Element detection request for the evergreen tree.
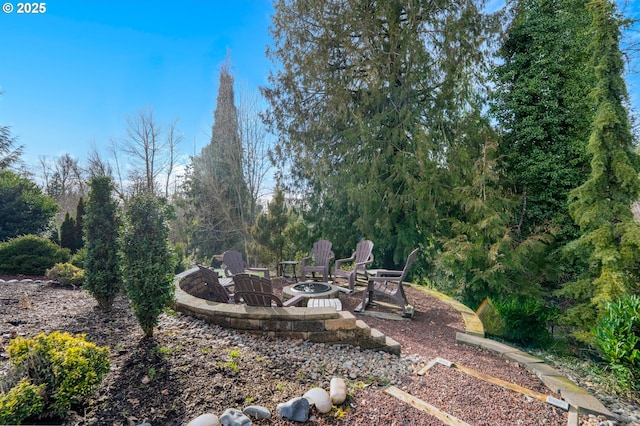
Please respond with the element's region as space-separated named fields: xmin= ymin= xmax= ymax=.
xmin=491 ymin=0 xmax=593 ymax=244
xmin=0 ymin=126 xmax=24 ymax=171
xmin=263 ymin=0 xmax=499 ymax=267
xmin=188 ymin=61 xmax=249 ymax=259
xmin=121 ymin=193 xmax=175 ymax=337
xmin=74 ymin=197 xmax=85 ymax=252
xmin=560 ymin=0 xmax=640 ymax=335
xmin=0 ymin=92 xmax=24 ymax=171
xmin=434 ymin=132 xmax=556 ymax=309
xmin=59 ymin=212 xmax=77 ymax=252
xmin=84 ymin=176 xmax=121 ymax=310
xmin=251 ymin=184 xmax=289 ymax=266
xmin=0 ymin=170 xmax=58 ymax=241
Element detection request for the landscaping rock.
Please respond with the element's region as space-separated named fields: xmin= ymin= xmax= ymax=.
xmin=330 ymin=377 xmax=347 ymax=404
xmin=219 ymin=408 xmax=252 ymax=426
xmin=277 ymin=397 xmax=310 ymax=422
xmin=303 ymin=387 xmax=332 ymax=413
xmin=186 ymin=413 xmax=220 ymax=426
xmin=243 ymin=405 xmax=271 ymax=419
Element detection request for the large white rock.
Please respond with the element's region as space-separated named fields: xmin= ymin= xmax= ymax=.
xmin=303 ymin=387 xmax=332 ymax=414
xmin=186 ymin=413 xmax=220 ymax=426
xmin=330 ymin=377 xmax=347 ymax=405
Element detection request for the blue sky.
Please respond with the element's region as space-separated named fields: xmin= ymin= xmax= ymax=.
xmin=1 ymin=0 xmax=639 ymax=170
xmin=0 ymin=0 xmax=274 ymax=166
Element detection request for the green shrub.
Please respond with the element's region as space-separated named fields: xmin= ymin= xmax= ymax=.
xmin=0 ymin=169 xmax=58 ymax=242
xmin=595 ymin=295 xmax=640 ymax=393
xmin=45 ymin=263 xmax=84 ymax=288
xmin=70 ymin=247 xmax=86 ymax=268
xmin=172 ymin=242 xmax=187 ymax=274
xmin=121 ymin=194 xmax=175 ymax=337
xmin=0 ymin=235 xmax=70 ymax=275
xmin=493 ymin=296 xmax=557 ymax=347
xmin=5 ymin=331 xmax=110 ymax=418
xmin=0 ymin=378 xmax=45 ymax=425
xmin=84 ymin=176 xmax=121 ymax=310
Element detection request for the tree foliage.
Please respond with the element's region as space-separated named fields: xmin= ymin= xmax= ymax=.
xmin=263 ymin=0 xmax=499 ymax=267
xmin=491 ymin=0 xmax=593 ymax=243
xmin=120 ymin=193 xmax=175 ymax=337
xmin=0 ymin=125 xmax=24 ymax=171
xmin=84 ymin=176 xmax=121 ymax=311
xmin=74 ymin=196 xmax=85 ymax=252
xmin=559 ymin=0 xmax=640 ymax=334
xmin=188 ymin=62 xmax=250 ymax=259
xmin=0 ymin=170 xmax=58 ymax=242
xmin=251 ymin=184 xmax=289 ymax=266
xmin=434 ymin=136 xmax=556 ymax=309
xmin=59 ymin=212 xmax=77 ymax=253
xmin=0 ymin=235 xmax=69 ymax=275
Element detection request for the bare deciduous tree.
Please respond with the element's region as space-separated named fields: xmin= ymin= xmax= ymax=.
xmin=238 ymin=89 xmax=273 ymax=225
xmin=122 ymin=107 xmax=163 ymax=195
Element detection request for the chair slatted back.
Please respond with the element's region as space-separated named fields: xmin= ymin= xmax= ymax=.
xmin=311 ymin=240 xmax=334 ymax=266
xmin=232 ymin=273 xmax=283 ymax=307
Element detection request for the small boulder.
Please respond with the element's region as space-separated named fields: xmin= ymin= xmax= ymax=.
xmin=243 ymin=405 xmax=271 ymax=419
xmin=303 ymin=387 xmax=332 ymax=414
xmin=277 ymin=397 xmax=310 ymax=422
xmin=186 ymin=413 xmax=220 ymax=426
xmin=219 ymin=408 xmax=252 ymax=426
xmin=330 ymin=377 xmax=347 ymax=404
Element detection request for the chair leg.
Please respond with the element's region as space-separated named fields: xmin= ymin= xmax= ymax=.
xmin=354 ymin=286 xmax=370 ymax=312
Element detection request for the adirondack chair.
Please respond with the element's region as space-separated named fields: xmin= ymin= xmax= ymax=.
xmin=195 ymin=265 xmax=234 ymax=303
xmin=222 ymin=250 xmax=271 ymax=280
xmin=333 ymin=240 xmax=374 ymax=293
xmin=299 ymin=240 xmax=335 ymax=282
xmin=355 ymin=248 xmax=419 ymax=318
xmin=232 ymin=273 xmax=302 ymax=307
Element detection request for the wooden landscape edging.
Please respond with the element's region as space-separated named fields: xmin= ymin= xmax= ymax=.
xmin=418 ymin=357 xmax=569 ymax=411
xmin=384 ymin=386 xmax=472 ymax=426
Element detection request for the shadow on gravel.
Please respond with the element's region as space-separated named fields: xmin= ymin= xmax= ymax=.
xmin=83 ymin=337 xmax=187 ymax=426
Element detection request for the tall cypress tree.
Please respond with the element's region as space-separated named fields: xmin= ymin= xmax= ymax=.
xmin=560 ymin=0 xmax=640 ymax=335
xmin=121 ymin=193 xmax=175 ymax=337
xmin=188 ymin=61 xmax=249 ymax=259
xmin=84 ymin=176 xmax=121 ymax=310
xmin=59 ymin=212 xmax=77 ymax=252
xmin=73 ymin=197 xmax=85 ymax=253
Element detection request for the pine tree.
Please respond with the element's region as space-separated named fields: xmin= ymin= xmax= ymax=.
xmin=560 ymin=0 xmax=640 ymax=335
xmin=84 ymin=176 xmax=121 ymax=310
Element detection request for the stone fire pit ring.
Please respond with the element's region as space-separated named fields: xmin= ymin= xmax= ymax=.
xmin=282 ymin=281 xmax=340 ymax=302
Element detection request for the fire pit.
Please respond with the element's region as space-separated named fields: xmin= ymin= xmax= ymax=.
xmin=290 ymin=282 xmax=331 ymax=293
xmin=282 ymin=281 xmax=340 ymax=303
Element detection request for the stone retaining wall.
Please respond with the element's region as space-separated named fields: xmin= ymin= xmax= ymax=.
xmin=173 ymin=268 xmax=400 ymax=354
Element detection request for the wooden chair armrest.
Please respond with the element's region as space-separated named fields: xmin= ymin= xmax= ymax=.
xmin=247 ymin=267 xmax=270 ymax=280
xmin=283 ymin=295 xmax=305 ymax=307
xmin=334 ymin=255 xmax=356 ymax=268
xmin=369 ymin=269 xmax=403 ymax=277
